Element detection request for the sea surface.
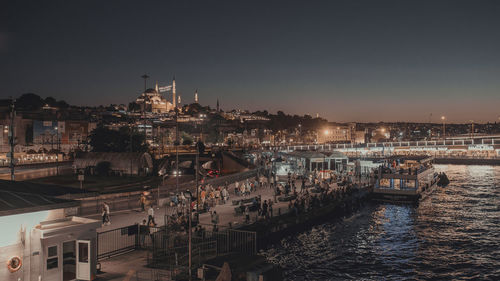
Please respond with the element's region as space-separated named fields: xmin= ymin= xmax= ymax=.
xmin=262 ymin=165 xmax=500 ymax=280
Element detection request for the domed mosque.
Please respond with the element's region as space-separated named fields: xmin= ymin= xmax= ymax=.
xmin=135 ymin=81 xmax=175 ymax=113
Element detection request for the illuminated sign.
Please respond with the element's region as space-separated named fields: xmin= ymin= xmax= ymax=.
xmin=468 ymin=145 xmax=494 ymax=151
xmin=158 ymin=85 xmax=172 ymax=92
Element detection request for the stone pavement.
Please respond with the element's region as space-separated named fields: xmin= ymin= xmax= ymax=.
xmin=96 ymin=250 xmax=149 ymax=281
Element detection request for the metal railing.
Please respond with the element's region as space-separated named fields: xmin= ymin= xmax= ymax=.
xmin=269 ymin=138 xmax=500 ymax=152
xmin=147 ymin=228 xmax=257 ymax=270
xmin=97 ymin=224 xmax=138 ymax=260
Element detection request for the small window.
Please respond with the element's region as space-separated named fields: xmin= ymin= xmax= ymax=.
xmin=78 ymin=242 xmax=89 ymax=263
xmin=47 ymin=245 xmax=58 ymax=270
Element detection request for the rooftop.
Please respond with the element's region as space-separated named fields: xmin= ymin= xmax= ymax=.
xmin=0 ymin=189 xmax=78 ymax=217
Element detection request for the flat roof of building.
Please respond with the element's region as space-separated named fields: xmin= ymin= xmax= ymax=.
xmin=0 ymin=179 xmax=87 ymax=197
xmin=0 ymin=189 xmax=78 ymax=217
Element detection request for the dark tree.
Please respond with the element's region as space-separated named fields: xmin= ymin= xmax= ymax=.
xmin=15 ymin=93 xmax=45 ymax=110
xmin=89 ymin=126 xmax=148 ymax=152
xmin=25 ymin=124 xmax=33 ymax=144
xmin=128 ymin=102 xmax=140 ymax=112
xmin=44 ymin=97 xmax=57 ymax=106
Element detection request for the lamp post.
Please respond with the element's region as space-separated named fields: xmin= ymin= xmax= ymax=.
xmin=469 ymin=120 xmax=474 ymax=140
xmin=195 ymin=114 xmax=206 ymax=214
xmin=55 ymin=126 xmax=59 ymax=176
xmin=9 ymin=99 xmax=15 ymax=181
xmin=298 ymin=124 xmax=302 ymax=144
xmin=441 ymin=116 xmax=446 ymax=141
xmin=175 ymin=108 xmax=179 ymax=195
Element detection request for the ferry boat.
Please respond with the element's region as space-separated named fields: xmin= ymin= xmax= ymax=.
xmin=371 ymin=157 xmax=440 ymax=203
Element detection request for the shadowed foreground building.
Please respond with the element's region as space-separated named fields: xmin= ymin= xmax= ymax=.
xmin=0 ymin=180 xmax=100 ymax=281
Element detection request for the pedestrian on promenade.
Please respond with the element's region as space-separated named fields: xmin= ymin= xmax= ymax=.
xmin=244 ymin=206 xmax=250 ymax=223
xmin=211 ymin=210 xmax=219 ymax=232
xmin=147 ymin=206 xmax=156 ymax=226
xmin=140 ymin=193 xmax=147 ymax=212
xmin=262 ymin=200 xmax=269 ymax=220
xmin=222 ymin=187 xmax=229 ymax=204
xmin=101 ymin=202 xmax=110 ymax=226
xmin=139 ymin=219 xmax=148 ymax=248
xmin=235 ymin=181 xmax=240 ymax=196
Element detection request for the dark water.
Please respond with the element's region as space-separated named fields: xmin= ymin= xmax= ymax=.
xmin=262 ymin=165 xmax=500 ymax=280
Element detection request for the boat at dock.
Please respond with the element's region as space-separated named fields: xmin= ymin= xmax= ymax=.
xmin=371 ymin=157 xmax=443 ymax=203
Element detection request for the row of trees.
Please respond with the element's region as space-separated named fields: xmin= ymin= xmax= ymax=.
xmin=88 ymin=126 xmax=197 ymax=153
xmin=253 ymin=110 xmax=328 ymax=131
xmin=14 ymin=93 xmax=69 ymax=110
xmin=88 ymin=126 xmax=148 ymax=153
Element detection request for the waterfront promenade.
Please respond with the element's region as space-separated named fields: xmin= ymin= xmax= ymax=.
xmin=90 ymin=176 xmax=331 ymax=232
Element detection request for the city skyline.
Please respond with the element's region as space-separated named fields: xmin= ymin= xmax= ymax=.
xmin=2 ymin=0 xmax=500 ymax=123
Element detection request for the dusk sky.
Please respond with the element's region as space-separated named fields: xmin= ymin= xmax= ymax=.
xmin=1 ymin=0 xmax=499 ymax=123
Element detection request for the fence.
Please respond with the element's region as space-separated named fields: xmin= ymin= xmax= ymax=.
xmin=97 ymin=224 xmax=169 ymax=261
xmin=148 ymin=228 xmax=257 ymax=270
xmin=97 ymin=224 xmax=139 ymax=260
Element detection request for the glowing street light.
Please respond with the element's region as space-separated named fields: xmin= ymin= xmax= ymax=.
xmin=441 ymin=116 xmax=446 ymax=140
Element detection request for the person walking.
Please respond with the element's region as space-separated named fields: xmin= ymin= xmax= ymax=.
xmin=211 ymin=210 xmax=219 ymax=232
xmin=222 ymin=187 xmax=229 ymax=204
xmin=244 ymin=205 xmax=250 ymax=223
xmin=147 ymin=206 xmax=156 ymax=226
xmin=234 ymin=181 xmax=240 ymax=196
xmin=102 ymin=202 xmax=110 ymax=226
xmin=139 ymin=219 xmax=148 ymax=248
xmin=262 ymin=200 xmax=269 ymax=220
xmin=140 ymin=193 xmax=147 ymax=212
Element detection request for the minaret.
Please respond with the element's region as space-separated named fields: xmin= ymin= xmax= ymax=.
xmin=194 ymin=89 xmax=199 ymax=103
xmin=155 ymin=81 xmax=159 ymax=93
xmin=216 ymin=98 xmax=220 ymax=112
xmin=172 ymin=76 xmax=176 ymax=108
xmin=178 ymin=95 xmax=181 ymax=108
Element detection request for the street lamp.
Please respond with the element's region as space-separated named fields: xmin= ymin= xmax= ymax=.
xmin=55 ymin=126 xmax=59 ymax=176
xmin=441 ymin=116 xmax=446 ymax=141
xmin=469 ymin=120 xmax=474 ymax=139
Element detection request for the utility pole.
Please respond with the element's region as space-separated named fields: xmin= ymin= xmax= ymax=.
xmin=195 ymin=142 xmax=199 ymax=212
xmin=175 ymin=108 xmax=179 ymax=194
xmin=188 ymin=194 xmax=192 ymax=281
xmin=470 ymin=120 xmax=474 ymax=140
xmin=55 ymin=126 xmax=59 ymax=176
xmin=9 ymin=99 xmax=16 ymax=181
xmin=441 ymin=116 xmax=446 ymax=141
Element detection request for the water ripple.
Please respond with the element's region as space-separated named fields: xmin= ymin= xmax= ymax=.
xmin=261 ymin=165 xmax=500 ymax=280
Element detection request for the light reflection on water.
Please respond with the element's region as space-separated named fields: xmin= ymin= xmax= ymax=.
xmin=262 ymin=165 xmax=500 ymax=280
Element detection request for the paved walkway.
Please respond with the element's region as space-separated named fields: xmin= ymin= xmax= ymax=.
xmin=88 ymin=178 xmax=283 ymax=232
xmin=90 ymin=177 xmax=348 ymax=233
xmin=96 ymin=251 xmax=149 ymax=281
xmin=94 ymin=175 xmax=368 ymax=280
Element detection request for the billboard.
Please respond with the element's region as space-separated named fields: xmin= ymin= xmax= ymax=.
xmin=33 ymin=121 xmax=59 ymax=145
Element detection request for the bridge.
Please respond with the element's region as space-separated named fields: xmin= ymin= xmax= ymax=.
xmin=263 ymin=138 xmax=500 ymax=158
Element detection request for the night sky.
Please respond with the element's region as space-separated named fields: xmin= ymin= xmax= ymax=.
xmin=1 ymin=0 xmax=499 ymax=123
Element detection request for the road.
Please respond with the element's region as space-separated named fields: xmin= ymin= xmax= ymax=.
xmin=0 ymin=164 xmax=73 ymax=181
